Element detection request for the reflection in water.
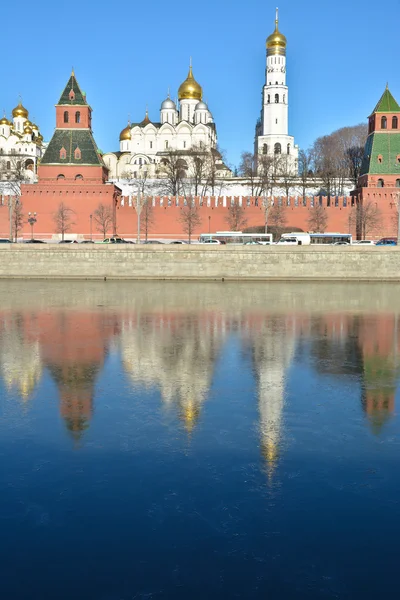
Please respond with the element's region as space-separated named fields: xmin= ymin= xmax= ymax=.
xmin=0 ymin=283 xmax=399 ymax=447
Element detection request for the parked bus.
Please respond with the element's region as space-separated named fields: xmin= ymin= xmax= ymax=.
xmin=277 ymin=232 xmax=352 ymax=245
xmin=199 ymin=231 xmax=273 ymax=245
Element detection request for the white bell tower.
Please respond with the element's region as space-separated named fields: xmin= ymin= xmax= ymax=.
xmin=256 ymin=8 xmax=298 ymax=173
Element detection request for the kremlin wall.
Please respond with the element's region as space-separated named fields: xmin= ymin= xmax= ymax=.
xmin=1 ymin=11 xmax=400 ymax=241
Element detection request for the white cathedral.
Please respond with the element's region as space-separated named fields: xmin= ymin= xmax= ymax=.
xmin=255 ymin=9 xmax=298 ymax=173
xmin=0 ymin=102 xmax=45 ymax=182
xmin=103 ymin=63 xmax=229 ymax=181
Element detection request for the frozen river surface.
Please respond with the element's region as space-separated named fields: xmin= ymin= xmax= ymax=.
xmin=0 ymin=281 xmax=399 ymax=599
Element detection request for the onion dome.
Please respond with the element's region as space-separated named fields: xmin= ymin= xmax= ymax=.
xmin=178 ymin=65 xmax=202 ymax=101
xmin=119 ymin=123 xmax=131 ymax=141
xmin=24 ymin=120 xmax=33 ymax=129
xmin=24 ymin=125 xmax=33 ymax=134
xmin=195 ymin=101 xmax=208 ymax=110
xmin=161 ymin=97 xmax=176 ymax=110
xmin=0 ymin=115 xmax=10 ymax=125
xmin=266 ymin=9 xmax=287 ymax=54
xmin=31 ymin=123 xmax=39 ymax=131
xmin=139 ymin=109 xmax=151 ymax=127
xmin=12 ymin=102 xmax=29 ymax=118
xmin=36 ymin=133 xmax=43 ymax=145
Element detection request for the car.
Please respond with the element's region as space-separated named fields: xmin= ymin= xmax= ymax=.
xmin=244 ymin=241 xmax=261 ymax=245
xmin=0 ymin=239 xmax=12 ymax=243
xmin=201 ymin=239 xmax=221 ymax=244
xmin=25 ymin=239 xmax=46 ymax=244
xmin=332 ymin=241 xmax=350 ymax=245
xmin=59 ymin=240 xmax=78 ymax=244
xmin=169 ymin=240 xmax=187 ymax=244
xmin=143 ymin=240 xmax=164 ymax=244
xmin=376 ymin=238 xmax=397 ymax=246
xmin=276 ymin=237 xmax=298 ymax=245
xmin=80 ymin=240 xmax=96 ymax=244
xmin=354 ymin=240 xmax=375 ymax=245
xmin=102 ymin=237 xmax=132 ymax=244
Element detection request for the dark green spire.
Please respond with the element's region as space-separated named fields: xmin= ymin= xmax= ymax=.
xmin=58 ymin=71 xmax=87 ymax=105
xmin=372 ymin=86 xmax=400 ymax=113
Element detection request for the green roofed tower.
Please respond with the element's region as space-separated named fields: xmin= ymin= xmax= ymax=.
xmin=39 ymin=70 xmax=109 ymax=183
xmin=358 ymin=86 xmax=400 ymax=187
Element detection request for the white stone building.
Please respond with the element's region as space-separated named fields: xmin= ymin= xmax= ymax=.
xmin=255 ymin=9 xmax=298 ymax=173
xmin=0 ymin=102 xmax=45 ymax=182
xmin=103 ymin=63 xmax=225 ymax=180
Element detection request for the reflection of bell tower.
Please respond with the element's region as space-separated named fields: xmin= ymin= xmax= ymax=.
xmin=247 ymin=316 xmax=296 ymax=477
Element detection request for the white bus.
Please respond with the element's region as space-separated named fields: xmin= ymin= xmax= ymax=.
xmin=277 ymin=232 xmax=352 ymax=245
xmin=199 ymin=231 xmax=273 ymax=245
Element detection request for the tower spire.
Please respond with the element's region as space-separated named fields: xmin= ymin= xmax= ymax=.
xmin=275 ymin=7 xmax=279 ymax=29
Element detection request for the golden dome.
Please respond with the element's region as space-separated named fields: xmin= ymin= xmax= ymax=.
xmin=31 ymin=123 xmax=39 ymax=131
xmin=12 ymin=102 xmax=29 ymax=118
xmin=24 ymin=126 xmax=33 ymax=134
xmin=24 ymin=120 xmax=33 ymax=128
xmin=119 ymin=123 xmax=131 ymax=141
xmin=178 ymin=65 xmax=202 ymax=101
xmin=266 ymin=9 xmax=287 ymax=53
xmin=37 ymin=132 xmax=43 ymax=141
xmin=0 ymin=115 xmax=10 ymax=125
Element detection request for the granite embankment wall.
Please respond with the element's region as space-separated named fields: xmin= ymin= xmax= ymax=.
xmin=0 ymin=245 xmax=400 ymax=281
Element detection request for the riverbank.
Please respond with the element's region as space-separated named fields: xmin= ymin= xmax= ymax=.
xmin=0 ymin=245 xmax=399 ymax=281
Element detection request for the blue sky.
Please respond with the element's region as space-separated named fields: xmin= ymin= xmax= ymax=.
xmin=3 ymin=0 xmax=399 ymax=168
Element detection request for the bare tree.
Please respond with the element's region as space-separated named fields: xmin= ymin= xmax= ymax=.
xmin=277 ymin=154 xmax=296 ymax=199
xmin=159 ymin=151 xmax=187 ymax=196
xmin=0 ymin=155 xmax=31 ymax=241
xmin=53 ymin=202 xmax=75 ymax=241
xmin=12 ymin=201 xmax=24 ymax=241
xmin=185 ymin=145 xmax=209 ymax=196
xmin=225 ymin=201 xmax=248 ymax=231
xmin=204 ymin=147 xmax=229 ymax=196
xmin=350 ymin=200 xmax=382 ymax=239
xmin=347 ymin=145 xmax=365 ymax=188
xmin=178 ymin=200 xmax=202 ymax=243
xmin=298 ymin=149 xmax=314 ymax=200
xmin=93 ymin=203 xmax=113 ymax=238
xmin=308 ymin=203 xmax=328 ymax=232
xmin=239 ymin=152 xmax=261 ymax=196
xmin=269 ymin=203 xmax=287 ymax=241
xmin=142 ymin=197 xmax=155 ymax=241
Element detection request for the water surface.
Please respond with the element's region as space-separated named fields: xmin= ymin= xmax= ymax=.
xmin=1 ymin=281 xmax=400 ymax=599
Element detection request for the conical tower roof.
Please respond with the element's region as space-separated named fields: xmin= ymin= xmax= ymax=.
xmin=58 ymin=70 xmax=87 ymax=105
xmin=372 ymin=86 xmax=400 ymax=114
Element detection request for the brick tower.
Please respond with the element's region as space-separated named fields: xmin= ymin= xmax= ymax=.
xmin=20 ymin=71 xmax=120 ymax=239
xmin=352 ymin=86 xmax=400 ymax=238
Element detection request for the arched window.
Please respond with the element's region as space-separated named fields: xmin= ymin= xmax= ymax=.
xmin=283 ymin=94 xmax=286 ymax=103
xmin=165 ymin=140 xmax=169 ymax=149
xmin=57 ymin=174 xmax=65 ymax=180
xmin=75 ymin=174 xmax=83 ymax=180
xmin=74 ymin=147 xmax=81 ymax=160
xmin=393 ymin=116 xmax=398 ymax=129
xmin=75 ymin=111 xmax=80 ymax=124
xmin=64 ymin=111 xmax=69 ymax=123
xmin=17 ymin=161 xmax=21 ymax=169
xmin=274 ymin=143 xmax=281 ymax=155
xmin=381 ymin=116 xmax=387 ymax=129
xmin=267 ymin=95 xmax=270 ymax=104
xmin=396 ymin=179 xmax=400 ymax=187
xmin=287 ymin=144 xmax=290 ymax=155
xmin=275 ymin=94 xmax=279 ymax=103
xmin=60 ymin=147 xmax=67 ymax=160
xmin=263 ymin=144 xmax=268 ymax=154
xmin=378 ymin=155 xmax=383 ymax=164
xmin=6 ymin=161 xmax=10 ymax=170
xmin=377 ymin=178 xmax=384 ymax=187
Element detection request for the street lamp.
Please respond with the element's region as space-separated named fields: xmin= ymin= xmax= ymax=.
xmin=27 ymin=212 xmax=37 ymax=241
xmin=90 ymin=214 xmax=93 ymax=242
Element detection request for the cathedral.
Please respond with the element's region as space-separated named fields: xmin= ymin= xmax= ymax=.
xmin=0 ymin=102 xmax=45 ymax=181
xmin=255 ymin=9 xmax=298 ymax=173
xmin=103 ymin=62 xmax=222 ymax=180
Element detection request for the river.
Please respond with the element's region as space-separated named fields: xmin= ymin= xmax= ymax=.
xmin=1 ymin=281 xmax=399 ymax=599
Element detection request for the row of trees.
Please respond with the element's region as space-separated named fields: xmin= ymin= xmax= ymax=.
xmin=239 ymin=123 xmax=368 ymax=198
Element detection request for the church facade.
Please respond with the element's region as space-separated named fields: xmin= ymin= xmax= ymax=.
xmin=103 ymin=63 xmax=221 ymax=181
xmin=0 ymin=102 xmax=44 ymax=182
xmin=254 ymin=9 xmax=298 ymax=173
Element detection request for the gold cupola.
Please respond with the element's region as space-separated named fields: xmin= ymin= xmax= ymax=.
xmin=12 ymin=101 xmax=29 ymax=118
xmin=178 ymin=63 xmax=202 ymax=101
xmin=0 ymin=114 xmax=11 ymax=125
xmin=119 ymin=122 xmax=131 ymax=141
xmin=24 ymin=125 xmax=33 ymax=134
xmin=31 ymin=123 xmax=39 ymax=131
xmin=266 ymin=8 xmax=287 ymax=55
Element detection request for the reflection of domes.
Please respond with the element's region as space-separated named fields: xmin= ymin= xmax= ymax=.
xmin=161 ymin=97 xmax=176 ymax=110
xmin=12 ymin=102 xmax=29 ymax=118
xmin=178 ymin=65 xmax=202 ymax=101
xmin=119 ymin=124 xmax=131 ymax=141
